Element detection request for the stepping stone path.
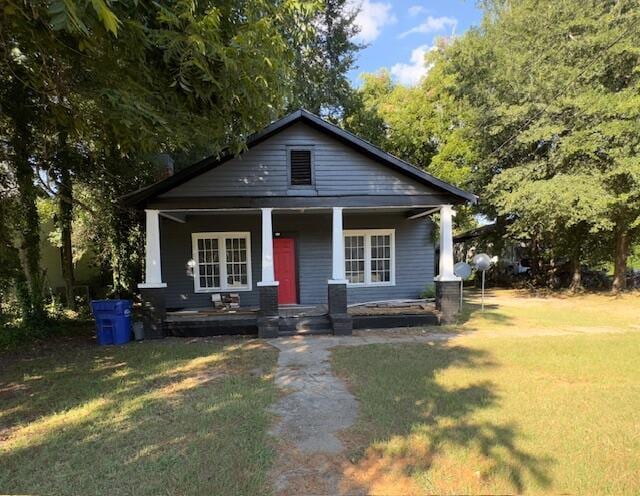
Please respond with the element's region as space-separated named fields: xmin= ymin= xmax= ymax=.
xmin=267 ymin=334 xmax=449 ymax=495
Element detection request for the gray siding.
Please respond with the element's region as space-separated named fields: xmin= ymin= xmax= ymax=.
xmin=160 ymin=123 xmax=435 ymax=198
xmin=160 ymin=212 xmax=434 ymax=309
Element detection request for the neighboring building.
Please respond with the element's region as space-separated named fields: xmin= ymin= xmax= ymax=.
xmin=123 ymin=109 xmax=477 ymax=336
xmin=40 ymin=218 xmax=100 ymax=303
xmin=454 ymin=224 xmax=626 ymax=289
xmin=454 ymin=223 xmax=531 ymax=277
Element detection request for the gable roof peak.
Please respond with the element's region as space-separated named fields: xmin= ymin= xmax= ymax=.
xmin=121 ymin=108 xmax=477 ymax=206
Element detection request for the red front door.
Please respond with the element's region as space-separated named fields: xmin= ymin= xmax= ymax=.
xmin=274 ymin=238 xmax=297 ymax=304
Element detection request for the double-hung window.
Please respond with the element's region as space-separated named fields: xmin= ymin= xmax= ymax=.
xmin=192 ymin=232 xmax=252 ymax=292
xmin=344 ymin=229 xmax=395 ymax=287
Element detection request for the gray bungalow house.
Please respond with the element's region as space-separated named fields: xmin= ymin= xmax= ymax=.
xmin=123 ymin=109 xmax=477 ymax=337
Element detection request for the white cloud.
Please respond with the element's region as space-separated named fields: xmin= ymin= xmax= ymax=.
xmin=390 ymin=44 xmax=435 ymax=86
xmin=349 ymin=0 xmax=397 ymax=44
xmin=399 ymin=15 xmax=457 ymax=38
xmin=408 ymin=5 xmax=428 ymax=17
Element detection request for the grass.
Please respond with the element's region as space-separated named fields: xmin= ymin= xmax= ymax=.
xmin=0 ymin=337 xmax=278 ymax=496
xmin=457 ymin=289 xmax=640 ymax=334
xmin=333 ymin=290 xmax=640 ymax=495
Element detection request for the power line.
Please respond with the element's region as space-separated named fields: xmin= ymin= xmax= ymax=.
xmin=485 ymin=10 xmax=640 ymax=161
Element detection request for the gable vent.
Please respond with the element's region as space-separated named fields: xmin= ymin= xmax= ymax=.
xmin=290 ymin=150 xmax=312 ymax=185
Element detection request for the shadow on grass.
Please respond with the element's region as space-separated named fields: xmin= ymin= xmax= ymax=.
xmin=334 ymin=341 xmax=553 ymax=494
xmin=456 ymin=302 xmax=514 ymax=329
xmin=0 ymin=317 xmax=95 ymax=353
xmin=0 ymin=339 xmax=277 ymax=496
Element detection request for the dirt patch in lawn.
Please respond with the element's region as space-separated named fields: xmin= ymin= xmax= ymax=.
xmin=340 ymin=451 xmax=426 ymax=496
xmin=337 ymin=434 xmax=501 ymax=496
xmin=270 ymin=440 xmax=355 ymax=495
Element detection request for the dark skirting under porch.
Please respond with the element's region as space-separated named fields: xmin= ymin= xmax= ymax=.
xmin=351 ymin=313 xmax=438 ymax=329
xmin=165 ymin=314 xmax=258 ymax=337
xmin=161 ymin=302 xmax=439 ymax=337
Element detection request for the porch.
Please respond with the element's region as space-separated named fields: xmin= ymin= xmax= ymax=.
xmin=138 ymin=204 xmax=461 ymax=338
xmin=162 ymin=300 xmax=439 ymax=337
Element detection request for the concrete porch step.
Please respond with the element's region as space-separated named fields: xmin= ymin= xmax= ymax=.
xmin=277 ymin=304 xmax=328 ymax=318
xmin=278 ymin=315 xmax=332 ymax=335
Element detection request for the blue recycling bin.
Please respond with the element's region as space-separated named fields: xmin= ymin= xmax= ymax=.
xmin=91 ymin=300 xmax=133 ymax=345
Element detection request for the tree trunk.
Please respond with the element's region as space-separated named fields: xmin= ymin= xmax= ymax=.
xmin=612 ymin=225 xmax=629 ymax=294
xmin=12 ymin=111 xmax=46 ymax=321
xmin=529 ymin=236 xmax=543 ymax=284
xmin=569 ymin=256 xmax=583 ymax=293
xmin=54 ymin=131 xmax=76 ymax=311
xmin=59 ymin=167 xmax=76 ymax=310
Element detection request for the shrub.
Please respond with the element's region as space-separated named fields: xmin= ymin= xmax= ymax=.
xmin=421 ymin=283 xmax=436 ymax=299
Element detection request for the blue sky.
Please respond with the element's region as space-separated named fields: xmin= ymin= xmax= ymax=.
xmin=348 ymin=0 xmax=483 ymax=86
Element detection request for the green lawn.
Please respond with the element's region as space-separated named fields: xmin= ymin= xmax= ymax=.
xmin=456 ymin=289 xmax=640 ymax=335
xmin=334 ymin=291 xmax=640 ymax=495
xmin=0 ymin=338 xmax=278 ymax=496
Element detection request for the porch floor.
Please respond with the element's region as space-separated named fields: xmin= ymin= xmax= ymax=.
xmin=348 ymin=299 xmax=436 ymax=316
xmin=166 ymin=304 xmax=329 ymax=320
xmin=165 ymin=308 xmax=258 ymax=321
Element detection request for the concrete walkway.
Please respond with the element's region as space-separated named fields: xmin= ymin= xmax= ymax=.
xmin=267 ymin=334 xmax=449 ymax=495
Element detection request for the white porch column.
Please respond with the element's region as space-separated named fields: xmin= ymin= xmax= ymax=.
xmin=435 ymin=205 xmax=460 ymax=281
xmin=258 ymin=208 xmax=278 ymax=286
xmin=329 ymin=207 xmax=347 ymax=284
xmin=138 ymin=209 xmax=166 ymax=288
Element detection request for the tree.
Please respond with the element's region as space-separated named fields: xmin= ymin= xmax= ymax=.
xmin=347 ymin=45 xmax=477 ymax=191
xmin=343 ymin=70 xmax=393 ymax=147
xmin=0 ymin=0 xmax=318 ymax=321
xmin=345 ymin=49 xmax=479 ymax=232
xmin=0 ymin=165 xmax=29 ymax=318
xmin=286 ymin=0 xmax=363 ymax=120
xmin=489 ymin=172 xmax=611 ymax=290
xmin=0 ymin=68 xmax=47 ymax=320
xmin=49 ymin=132 xmax=77 ymax=309
xmin=444 ymin=0 xmax=640 ymax=291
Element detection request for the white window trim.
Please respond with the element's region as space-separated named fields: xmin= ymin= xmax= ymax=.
xmin=191 ymin=232 xmax=252 ymax=293
xmin=343 ymin=229 xmax=396 ymax=288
